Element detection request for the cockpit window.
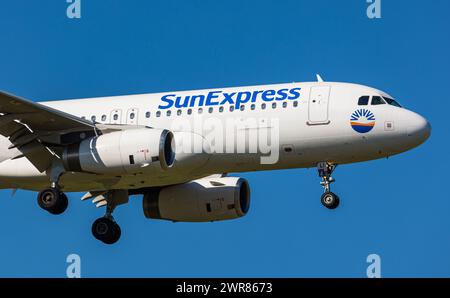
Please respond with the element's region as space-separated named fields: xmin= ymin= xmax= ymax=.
xmin=358 ymin=96 xmax=370 ymax=106
xmin=383 ymin=97 xmax=402 ymax=108
xmin=371 ymin=96 xmax=386 ymax=105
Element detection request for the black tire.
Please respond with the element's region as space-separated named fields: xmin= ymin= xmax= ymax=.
xmin=92 ymin=217 xmax=121 ymax=244
xmin=37 ymin=188 xmax=60 ymax=211
xmin=321 ymin=192 xmax=340 ymax=209
xmin=49 ymin=193 xmax=68 ymax=215
xmin=113 ymin=222 xmax=121 ymax=241
xmin=37 ymin=189 xmax=68 ymax=215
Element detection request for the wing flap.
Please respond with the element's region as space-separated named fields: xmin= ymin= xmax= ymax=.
xmin=13 ymin=141 xmax=54 ymax=172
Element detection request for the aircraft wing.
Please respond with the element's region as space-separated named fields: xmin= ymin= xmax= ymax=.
xmin=0 ymin=90 xmax=97 ymax=172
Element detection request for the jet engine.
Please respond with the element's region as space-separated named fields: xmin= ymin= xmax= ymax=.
xmin=143 ymin=177 xmax=250 ymax=222
xmin=62 ymin=128 xmax=175 ymax=174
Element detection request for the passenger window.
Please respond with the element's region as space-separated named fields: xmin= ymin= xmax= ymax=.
xmin=282 ymin=102 xmax=287 ymax=108
xmin=293 ymin=101 xmax=298 ymax=107
xmin=145 ymin=112 xmax=150 ymax=118
xmin=177 ymin=110 xmax=182 ymax=116
xmin=130 ymin=113 xmax=135 ymax=120
xmin=208 ymin=107 xmax=213 ymax=113
xmin=371 ymin=96 xmax=386 ymax=105
xmin=229 ymin=106 xmax=234 ymax=112
xmin=358 ymin=96 xmax=370 ymax=105
xmin=156 ymin=111 xmax=161 ymax=117
xmin=81 ymin=116 xmax=86 ymax=120
xmin=251 ymin=104 xmax=255 ymax=110
xmin=166 ymin=110 xmax=171 ymax=116
xmin=113 ymin=114 xmax=118 ymax=121
xmin=101 ymin=115 xmax=107 ymax=121
xmin=261 ymin=103 xmax=266 ymax=110
xmin=198 ymin=108 xmax=203 ymax=114
xmin=272 ymin=102 xmax=276 ymax=109
xmin=219 ymin=106 xmax=224 ymax=113
xmin=91 ymin=115 xmax=96 ymax=122
xmin=187 ymin=109 xmax=192 ymax=115
xmin=240 ymin=105 xmax=245 ymax=111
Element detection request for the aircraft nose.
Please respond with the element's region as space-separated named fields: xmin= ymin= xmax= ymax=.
xmin=406 ymin=112 xmax=431 ymax=144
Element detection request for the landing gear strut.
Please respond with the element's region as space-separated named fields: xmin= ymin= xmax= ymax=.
xmin=317 ymin=162 xmax=340 ymax=209
xmin=91 ymin=190 xmax=127 ymax=245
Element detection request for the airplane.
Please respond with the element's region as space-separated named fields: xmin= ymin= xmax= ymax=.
xmin=0 ymin=76 xmax=431 ymax=244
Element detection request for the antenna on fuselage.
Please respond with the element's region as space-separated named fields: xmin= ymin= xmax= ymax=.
xmin=316 ymin=74 xmax=324 ymax=82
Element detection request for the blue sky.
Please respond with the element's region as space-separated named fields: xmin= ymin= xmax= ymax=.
xmin=0 ymin=0 xmax=448 ymax=277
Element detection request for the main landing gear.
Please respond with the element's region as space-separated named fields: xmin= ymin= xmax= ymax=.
xmin=37 ymin=187 xmax=68 ymax=215
xmin=92 ymin=216 xmax=121 ymax=245
xmin=91 ymin=190 xmax=128 ymax=245
xmin=317 ymin=162 xmax=340 ymax=209
xmin=36 ymin=161 xmax=125 ymax=245
xmin=37 ymin=165 xmax=68 ymax=215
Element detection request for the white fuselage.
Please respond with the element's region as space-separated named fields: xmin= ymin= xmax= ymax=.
xmin=0 ymin=82 xmax=430 ymax=192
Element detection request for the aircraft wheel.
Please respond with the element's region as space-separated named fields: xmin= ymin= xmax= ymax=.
xmin=37 ymin=188 xmax=68 ymax=215
xmin=321 ymin=191 xmax=340 ymax=209
xmin=92 ymin=217 xmax=121 ymax=244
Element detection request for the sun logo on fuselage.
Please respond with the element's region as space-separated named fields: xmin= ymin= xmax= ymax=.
xmin=350 ymin=109 xmax=375 ymax=133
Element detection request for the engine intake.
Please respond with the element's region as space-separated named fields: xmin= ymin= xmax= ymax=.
xmin=143 ymin=177 xmax=250 ymax=222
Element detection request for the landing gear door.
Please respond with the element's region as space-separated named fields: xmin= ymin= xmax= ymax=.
xmin=308 ymin=86 xmax=331 ymax=125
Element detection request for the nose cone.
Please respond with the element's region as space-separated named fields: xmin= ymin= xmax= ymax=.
xmin=406 ymin=112 xmax=431 ymax=146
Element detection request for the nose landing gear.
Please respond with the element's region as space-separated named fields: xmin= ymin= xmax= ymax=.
xmin=317 ymin=162 xmax=340 ymax=209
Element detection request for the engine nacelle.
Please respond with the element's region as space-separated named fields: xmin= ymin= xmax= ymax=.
xmin=62 ymin=128 xmax=175 ymax=174
xmin=143 ymin=177 xmax=250 ymax=222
